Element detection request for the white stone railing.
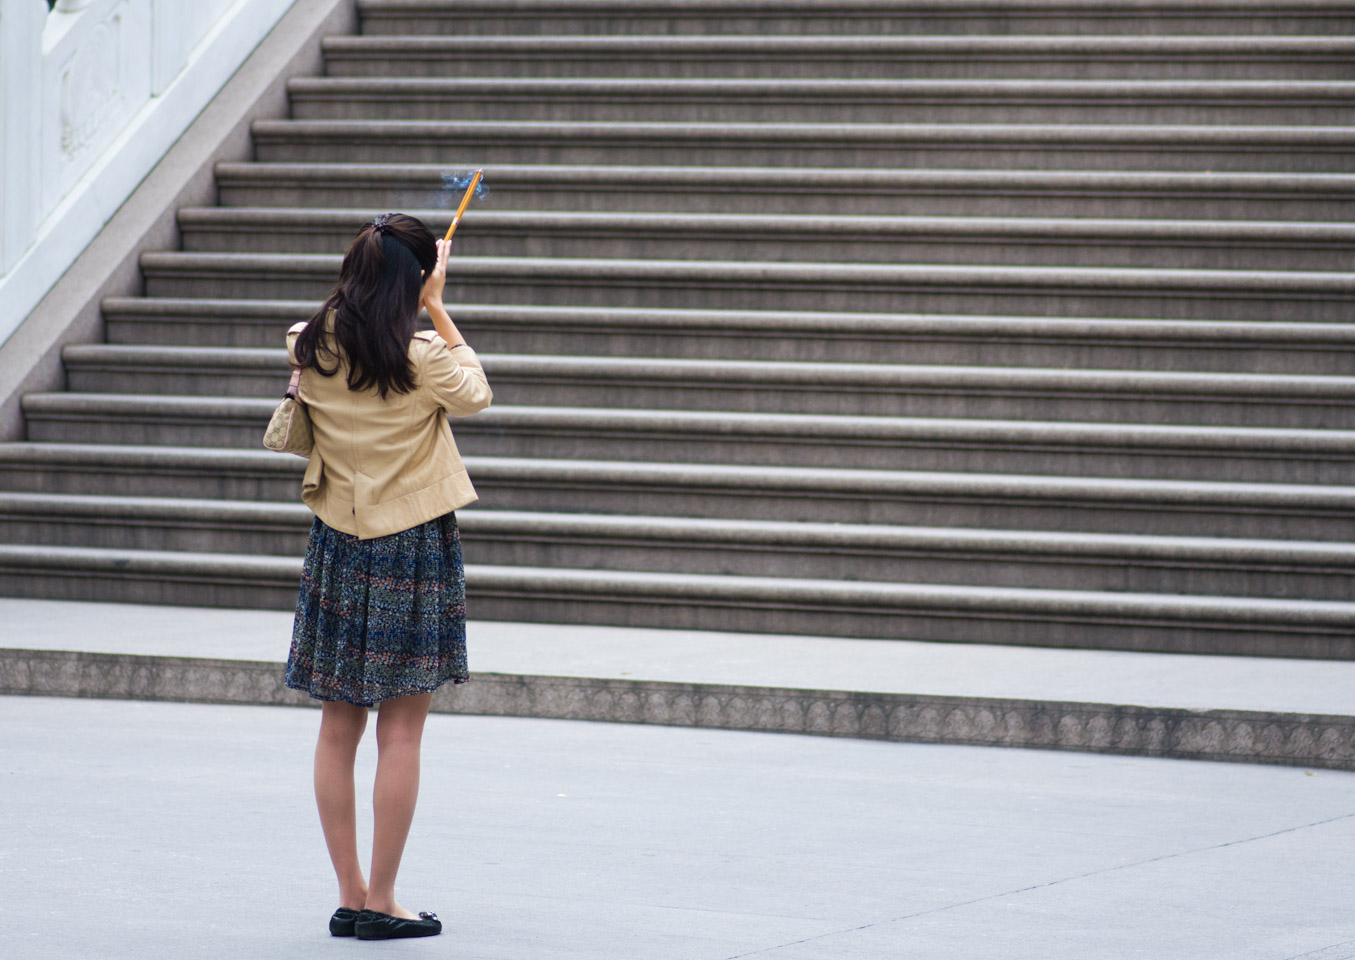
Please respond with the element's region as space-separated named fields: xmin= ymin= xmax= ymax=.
xmin=0 ymin=0 xmax=296 ymax=346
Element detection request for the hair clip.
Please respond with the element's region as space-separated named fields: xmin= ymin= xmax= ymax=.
xmin=369 ymin=213 xmax=394 ymax=233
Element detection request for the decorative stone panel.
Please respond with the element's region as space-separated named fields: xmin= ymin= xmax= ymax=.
xmin=41 ymin=0 xmax=151 ymax=212
xmin=1 ymin=648 xmax=1350 ymax=771
xmin=0 ymin=0 xmax=292 ymax=329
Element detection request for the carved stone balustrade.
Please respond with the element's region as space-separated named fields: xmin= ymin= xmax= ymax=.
xmin=0 ymin=0 xmax=296 ymax=342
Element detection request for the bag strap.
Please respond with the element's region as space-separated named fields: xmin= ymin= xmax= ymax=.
xmin=285 ymin=367 xmax=302 ymax=402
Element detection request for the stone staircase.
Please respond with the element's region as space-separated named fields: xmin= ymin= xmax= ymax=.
xmin=2 ymin=0 xmax=1354 ymax=658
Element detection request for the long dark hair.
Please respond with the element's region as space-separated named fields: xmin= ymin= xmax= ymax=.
xmin=293 ymin=213 xmax=437 ymax=398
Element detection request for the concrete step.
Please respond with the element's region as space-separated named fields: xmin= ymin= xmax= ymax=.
xmin=321 ymin=34 xmax=1355 ymax=81
xmin=249 ymin=119 xmax=1355 ymax=171
xmin=1 ymin=542 xmax=1352 ymax=656
xmin=136 ymin=252 xmax=1355 ymax=322
xmin=0 ymin=443 xmax=307 ymax=502
xmin=7 ymin=599 xmax=1355 ymax=770
xmin=356 ymin=0 xmax=1355 ymax=39
xmin=3 ymin=493 xmax=1352 ymax=600
xmin=287 ymin=77 xmax=1355 ymax=125
xmin=18 ymin=397 xmax=1355 ymax=483
xmin=3 ymin=445 xmax=1352 ymax=540
xmin=60 ymin=344 xmax=1355 ymax=429
xmin=0 ymin=492 xmax=312 ymax=557
xmin=98 ymin=297 xmax=1355 ymax=375
xmin=213 ymin=163 xmax=1355 ymax=221
xmin=178 ymin=206 xmax=1355 ymax=272
xmin=461 ymin=456 xmax=1355 ymax=541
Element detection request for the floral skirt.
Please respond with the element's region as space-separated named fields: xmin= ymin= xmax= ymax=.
xmin=285 ymin=512 xmax=469 ymax=707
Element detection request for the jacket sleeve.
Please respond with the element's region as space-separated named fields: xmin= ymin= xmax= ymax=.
xmin=419 ymin=336 xmax=493 ymax=416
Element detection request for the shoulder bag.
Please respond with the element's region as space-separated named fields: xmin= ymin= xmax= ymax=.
xmin=263 ymin=368 xmax=313 ymax=457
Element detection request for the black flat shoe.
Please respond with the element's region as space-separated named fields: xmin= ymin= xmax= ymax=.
xmin=329 ymin=907 xmax=360 ymax=937
xmin=355 ymin=909 xmax=443 ymax=940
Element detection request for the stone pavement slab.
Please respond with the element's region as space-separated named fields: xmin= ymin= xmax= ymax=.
xmin=3 ymin=597 xmax=1354 ymax=716
xmin=1 ymin=695 xmax=1353 ymax=960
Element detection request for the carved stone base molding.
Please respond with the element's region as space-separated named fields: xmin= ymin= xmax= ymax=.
xmin=3 ymin=648 xmax=1350 ymax=771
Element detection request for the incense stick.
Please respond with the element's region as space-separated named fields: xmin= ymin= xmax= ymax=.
xmin=443 ymin=169 xmax=483 ymax=243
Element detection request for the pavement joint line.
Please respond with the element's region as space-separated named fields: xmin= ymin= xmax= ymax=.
xmin=1283 ymin=939 xmax=1355 ymax=960
xmin=722 ymin=809 xmax=1355 ymax=960
xmin=2 ymin=646 xmax=1352 ymax=771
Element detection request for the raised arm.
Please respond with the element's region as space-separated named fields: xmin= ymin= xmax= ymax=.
xmin=421 ymin=338 xmax=492 ymax=416
xmin=418 ymin=237 xmax=491 ymax=415
xmin=420 ymin=237 xmax=465 ymax=348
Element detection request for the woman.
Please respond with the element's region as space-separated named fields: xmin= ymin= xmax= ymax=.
xmin=282 ymin=213 xmax=492 ymax=940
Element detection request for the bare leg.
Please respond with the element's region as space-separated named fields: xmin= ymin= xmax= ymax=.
xmin=365 ymin=692 xmax=433 ymax=919
xmin=314 ymin=700 xmax=370 ymax=910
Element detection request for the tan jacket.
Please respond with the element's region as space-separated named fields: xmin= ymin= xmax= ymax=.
xmin=286 ymin=320 xmax=492 ymax=539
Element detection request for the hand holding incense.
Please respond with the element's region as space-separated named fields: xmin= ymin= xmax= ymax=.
xmin=443 ymin=169 xmax=484 ymax=243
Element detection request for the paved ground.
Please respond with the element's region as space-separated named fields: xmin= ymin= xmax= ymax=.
xmin=4 ymin=597 xmax=1355 ymax=715
xmin=2 ymin=694 xmax=1353 ymax=960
